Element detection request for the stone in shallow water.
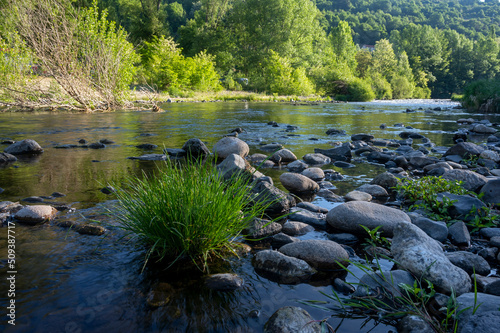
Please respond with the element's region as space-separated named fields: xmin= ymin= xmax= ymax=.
xmin=253 ymin=250 xmax=316 ymax=284
xmin=278 ymin=239 xmax=349 ymax=270
xmin=264 ymin=306 xmax=322 ymax=333
xmin=14 ymin=205 xmax=58 ymax=224
xmin=205 ymin=273 xmax=244 ymax=291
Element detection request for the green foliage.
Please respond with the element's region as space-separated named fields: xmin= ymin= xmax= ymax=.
xmin=250 ymin=50 xmax=315 ymax=96
xmin=345 ymin=77 xmax=375 ymax=101
xmin=330 ymin=21 xmax=358 ymax=71
xmin=114 ymin=159 xmax=270 ymax=271
xmin=140 ymin=36 xmax=221 ymax=93
xmin=462 ymin=79 xmax=500 ymax=113
xmin=369 ymin=73 xmax=393 ymax=99
xmin=360 ymin=225 xmax=391 ymax=250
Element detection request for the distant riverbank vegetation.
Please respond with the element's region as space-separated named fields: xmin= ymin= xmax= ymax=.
xmin=1 ymin=0 xmax=500 ymax=110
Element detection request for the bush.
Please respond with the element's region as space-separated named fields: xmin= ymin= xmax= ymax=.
xmin=369 ymin=73 xmax=393 ymax=100
xmin=391 ymin=75 xmax=414 ymax=99
xmin=414 ymin=86 xmax=432 ymax=99
xmin=462 ymin=79 xmax=500 ymax=113
xmin=140 ymin=36 xmax=221 ymax=92
xmin=345 ymin=77 xmax=375 ymax=101
xmin=114 ymin=159 xmax=271 ymax=270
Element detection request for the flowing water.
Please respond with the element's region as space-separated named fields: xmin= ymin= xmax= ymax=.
xmin=0 ymin=100 xmax=497 ymax=332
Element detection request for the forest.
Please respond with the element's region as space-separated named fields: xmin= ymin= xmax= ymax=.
xmin=1 ymin=0 xmax=500 ymax=109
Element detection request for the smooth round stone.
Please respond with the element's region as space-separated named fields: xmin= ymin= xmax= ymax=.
xmin=344 ymin=190 xmax=372 ymax=202
xmin=301 ymin=167 xmax=325 ymax=181
xmin=205 ymin=273 xmax=244 ymax=291
xmin=281 ymin=221 xmax=314 ymax=236
xmin=279 ymin=239 xmax=349 ymax=270
xmin=14 ymin=205 xmax=58 ymax=225
xmin=280 ymin=172 xmax=319 ymax=193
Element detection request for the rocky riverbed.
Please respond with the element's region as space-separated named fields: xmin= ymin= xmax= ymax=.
xmin=1 ymin=101 xmax=500 ymax=332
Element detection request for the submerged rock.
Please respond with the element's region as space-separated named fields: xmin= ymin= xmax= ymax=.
xmin=278 ymin=239 xmax=349 ymax=270
xmin=253 ymin=250 xmax=316 ymax=284
xmin=205 ymin=273 xmax=244 ymax=291
xmin=4 ymin=139 xmax=43 ymax=155
xmin=264 ymin=306 xmax=322 ymax=333
xmin=0 ymin=152 xmax=17 ymax=164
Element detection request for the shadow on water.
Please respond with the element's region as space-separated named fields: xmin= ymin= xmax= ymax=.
xmin=1 ymin=100 xmax=498 ymax=332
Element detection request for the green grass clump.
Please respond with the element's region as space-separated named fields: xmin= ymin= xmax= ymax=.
xmin=114 ymin=159 xmax=269 ymax=271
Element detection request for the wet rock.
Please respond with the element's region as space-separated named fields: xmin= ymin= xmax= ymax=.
xmin=288 ymin=207 xmax=327 ymax=229
xmin=423 ymin=162 xmax=453 ymax=174
xmin=250 ymin=181 xmax=295 ymax=218
xmin=22 ymin=196 xmax=44 ymax=203
xmin=399 ymin=131 xmax=425 ymax=139
xmin=351 ymin=133 xmax=374 ymax=141
xmin=302 ymin=153 xmax=331 ymax=165
xmin=205 ymin=273 xmax=244 ymax=291
xmin=407 ymin=212 xmax=448 ymax=243
xmin=474 ymin=275 xmax=500 ymax=295
xmin=324 ymin=169 xmax=344 ymax=181
xmin=270 ymin=149 xmax=297 ymax=164
xmin=436 ymin=192 xmax=486 ymax=220
xmin=355 ymin=184 xmax=388 ymax=197
xmin=78 ymin=139 xmax=87 ymax=144
xmin=456 ymin=293 xmax=500 ymax=333
xmin=326 ymin=201 xmax=410 ymax=237
xmin=181 ymin=138 xmax=210 ymax=157
xmin=445 ymin=252 xmax=490 ymax=276
xmin=443 ymin=142 xmax=485 ymax=158
xmin=333 ymin=278 xmax=355 ymax=294
xmin=163 ymin=148 xmax=186 ymax=157
xmin=328 ymin=233 xmax=359 ymax=245
xmin=392 ymin=222 xmax=471 ymax=296
xmin=135 ymin=144 xmax=158 ymax=150
xmin=301 ymin=167 xmax=324 ymax=181
xmin=4 ymin=139 xmax=43 ymax=155
xmin=88 ymin=142 xmax=106 ymax=149
xmin=99 ymin=139 xmax=114 ymax=144
xmin=127 ymin=154 xmax=168 ymax=161
xmin=397 ymin=315 xmax=435 ymax=333
xmin=280 ymin=172 xmax=319 ymax=193
xmin=370 ymin=172 xmax=400 ymax=191
xmin=254 ymin=250 xmax=316 ymax=284
xmin=247 ymin=153 xmax=272 ymax=167
xmin=353 ymin=270 xmax=416 ymax=303
xmin=286 ymin=160 xmax=308 ymax=172
xmin=101 ymin=186 xmax=116 ymax=194
xmin=0 ymin=152 xmax=17 ymax=164
xmin=75 ymin=224 xmax=106 ymax=236
xmin=216 ymin=153 xmax=248 ymax=180
xmin=281 ymin=221 xmax=314 ymax=236
xmin=317 ymin=189 xmax=343 ymax=202
xmin=480 ymin=179 xmax=500 ymax=205
xmin=344 ymin=190 xmax=372 ymax=202
xmin=244 ymin=218 xmax=282 ymax=239
xmin=271 ymin=233 xmax=300 ymax=248
xmin=0 ymin=201 xmax=23 ymax=214
xmin=213 ymin=137 xmax=249 ymax=159
xmin=51 ymin=192 xmax=66 ymax=198
xmin=279 ymin=239 xmax=349 ymax=270
xmin=442 ymin=169 xmax=488 ymax=192
xmin=296 ymin=202 xmax=328 ymax=214
xmin=314 ymin=145 xmax=352 ymax=162
xmin=326 ymin=128 xmax=346 ymax=135
xmin=333 ymin=161 xmax=355 ymax=168
xmin=448 ymin=221 xmax=471 ymax=247
xmin=14 ymin=205 xmax=58 ymax=225
xmin=471 ymin=124 xmax=498 ymax=134
xmin=146 ymin=283 xmax=174 ymax=307
xmin=259 ymin=143 xmax=283 ymax=151
xmin=264 ymin=306 xmax=322 ymax=333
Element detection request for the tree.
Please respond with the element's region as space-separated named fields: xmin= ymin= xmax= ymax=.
xmin=330 ymin=20 xmax=358 ymax=71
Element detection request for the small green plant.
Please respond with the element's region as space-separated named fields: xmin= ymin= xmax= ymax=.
xmin=360 ymin=225 xmax=391 ymax=250
xmin=465 ymin=205 xmax=499 ymax=232
xmin=114 ymin=158 xmax=271 ymax=271
xmin=461 ymin=154 xmax=480 ymax=168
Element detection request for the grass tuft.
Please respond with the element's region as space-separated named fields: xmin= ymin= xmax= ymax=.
xmin=113 ymin=158 xmax=270 ymax=271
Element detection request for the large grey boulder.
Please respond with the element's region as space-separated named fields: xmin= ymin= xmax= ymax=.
xmin=392 ymin=222 xmax=471 ymax=295
xmin=279 ymin=239 xmax=349 ymax=270
xmin=254 ymin=250 xmax=316 ymax=284
xmin=250 ymin=181 xmax=295 ymax=218
xmin=216 ymin=153 xmax=248 ymax=180
xmin=303 ymin=153 xmax=331 ymax=165
xmin=326 ymin=201 xmax=410 ymax=237
xmin=301 ymin=167 xmax=325 ymax=181
xmin=436 ymin=192 xmax=487 ymax=220
xmin=443 ymin=142 xmax=485 ymax=158
xmin=213 ymin=137 xmax=249 ymax=159
xmin=442 ymin=169 xmax=488 ymax=192
xmin=355 ymin=184 xmax=389 ymax=197
xmin=4 ymin=139 xmax=43 ymax=155
xmin=287 ymin=160 xmax=308 ymax=172
xmin=480 ymin=178 xmax=500 ymax=205
xmin=456 ymin=293 xmax=500 ymax=333
xmin=244 ymin=218 xmax=282 ymax=239
xmin=280 ymin=172 xmax=319 ymax=193
xmin=314 ymin=145 xmax=352 ymax=162
xmin=14 ymin=205 xmax=58 ymax=225
xmin=264 ymin=306 xmax=322 ymax=333
xmin=181 ymin=138 xmax=210 ymax=157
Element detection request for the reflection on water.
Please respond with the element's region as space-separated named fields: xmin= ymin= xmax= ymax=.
xmin=1 ymin=100 xmax=497 ymax=332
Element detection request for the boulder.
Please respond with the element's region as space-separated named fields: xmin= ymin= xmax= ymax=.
xmin=407 ymin=212 xmax=448 ymax=243
xmin=355 ymin=184 xmax=389 ymax=197
xmin=442 ymin=169 xmax=488 ymax=192
xmin=254 ymin=251 xmax=316 ymax=284
xmin=264 ymin=306 xmax=322 ymax=333
xmin=445 ymin=251 xmax=491 ymax=276
xmin=205 ymin=273 xmax=244 ymax=291
xmin=14 ymin=205 xmax=58 ymax=225
xmin=181 ymin=138 xmax=210 ymax=157
xmin=391 ymin=222 xmax=471 ymax=295
xmin=436 ymin=192 xmax=487 ymax=220
xmin=244 ymin=218 xmax=282 ymax=240
xmin=271 ymin=233 xmax=300 ymax=249
xmin=288 ymin=207 xmax=327 ymax=229
xmin=370 ymin=172 xmax=400 ymax=190
xmin=456 ymin=293 xmax=500 ymax=333
xmin=353 ymin=270 xmax=416 ymax=303
xmin=216 ymin=153 xmax=248 ymax=180
xmin=314 ymin=145 xmax=352 ymax=162
xmin=279 ymin=239 xmax=349 ymax=270
xmin=480 ymin=150 xmax=500 ymax=163
xmin=448 ymin=221 xmax=471 ymax=247
xmin=443 ymin=142 xmax=485 ymax=158
xmin=301 ymin=167 xmax=325 ymax=181
xmin=296 ymin=202 xmax=328 ymax=214
xmin=326 ymin=128 xmax=346 ymax=135
xmin=4 ymin=139 xmax=43 ymax=155
xmin=344 ymin=190 xmax=372 ymax=202
xmin=480 ymin=179 xmax=500 ymax=205
xmin=471 ymin=124 xmax=498 ymax=134
xmin=213 ymin=137 xmax=249 ymax=159
xmin=282 ymin=221 xmax=314 ymax=236
xmin=0 ymin=153 xmax=17 ymax=164
xmin=302 ymin=153 xmax=331 ymax=165
xmin=250 ymin=181 xmax=295 ymax=218
xmin=286 ymin=160 xmax=308 ymax=173
xmin=326 ymin=201 xmax=410 ymax=237
xmin=280 ymin=173 xmax=319 ymax=193
xmin=351 ymin=133 xmax=374 ymax=141
xmin=270 ymin=149 xmax=297 ymax=164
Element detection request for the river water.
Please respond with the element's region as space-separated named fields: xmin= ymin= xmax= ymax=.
xmin=0 ymin=100 xmax=497 ymax=332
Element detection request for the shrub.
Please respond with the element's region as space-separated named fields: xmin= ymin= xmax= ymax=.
xmin=345 ymin=77 xmax=375 ymax=101
xmin=462 ymin=79 xmax=500 ymax=113
xmin=114 ymin=159 xmax=271 ymax=271
xmin=369 ymin=73 xmax=393 ymax=99
xmin=391 ymin=75 xmax=414 ymax=99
